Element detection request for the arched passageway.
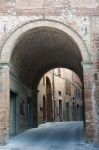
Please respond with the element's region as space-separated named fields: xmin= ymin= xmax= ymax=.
xmin=38 ymin=67 xmax=83 ymax=123
xmin=0 ymin=20 xmax=94 ymax=144
xmin=46 ymin=77 xmax=53 ymax=122
xmin=43 ymin=95 xmax=46 ymax=122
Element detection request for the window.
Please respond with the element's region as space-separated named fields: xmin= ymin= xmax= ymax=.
xmin=75 ymin=87 xmax=81 ymax=98
xmin=58 ymin=68 xmax=61 ymax=76
xmin=20 ymin=100 xmax=25 ymax=115
xmin=65 ymin=80 xmax=71 ymax=95
xmin=68 ymin=81 xmax=71 ymax=95
xmin=58 ymin=91 xmax=61 ymax=96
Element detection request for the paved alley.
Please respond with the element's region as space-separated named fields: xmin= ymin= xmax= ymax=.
xmin=0 ymin=121 xmax=99 ymax=150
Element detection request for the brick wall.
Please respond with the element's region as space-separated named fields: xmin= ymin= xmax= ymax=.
xmin=0 ymin=0 xmax=99 ymax=144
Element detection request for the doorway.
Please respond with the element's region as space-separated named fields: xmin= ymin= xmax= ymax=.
xmin=43 ymin=95 xmax=46 ymax=122
xmin=10 ymin=91 xmax=17 ymax=136
xmin=27 ymin=98 xmax=32 ymax=128
xmin=46 ymin=77 xmax=53 ymax=122
xmin=59 ymin=99 xmax=62 ymax=121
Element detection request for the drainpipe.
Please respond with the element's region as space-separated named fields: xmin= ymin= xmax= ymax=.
xmin=52 ymin=69 xmax=55 ymax=122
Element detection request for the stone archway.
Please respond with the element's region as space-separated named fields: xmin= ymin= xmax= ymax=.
xmin=0 ymin=19 xmax=90 ymax=63
xmin=46 ymin=77 xmax=53 ymax=122
xmin=0 ymin=19 xmax=94 ymax=144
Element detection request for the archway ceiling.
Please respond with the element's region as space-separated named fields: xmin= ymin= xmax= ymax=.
xmin=10 ymin=27 xmax=83 ymax=88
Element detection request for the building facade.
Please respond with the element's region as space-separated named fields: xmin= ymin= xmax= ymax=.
xmin=38 ymin=68 xmax=82 ymax=125
xmin=0 ymin=0 xmax=99 ymax=144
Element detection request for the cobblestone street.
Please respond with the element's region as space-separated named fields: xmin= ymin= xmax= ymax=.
xmin=0 ymin=122 xmax=99 ymax=150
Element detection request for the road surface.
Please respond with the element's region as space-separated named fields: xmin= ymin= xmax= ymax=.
xmin=0 ymin=121 xmax=99 ymax=150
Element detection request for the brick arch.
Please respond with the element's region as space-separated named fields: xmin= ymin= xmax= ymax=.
xmin=46 ymin=76 xmax=53 ymax=122
xmin=0 ymin=19 xmax=91 ymax=63
xmin=0 ymin=19 xmax=96 ymax=144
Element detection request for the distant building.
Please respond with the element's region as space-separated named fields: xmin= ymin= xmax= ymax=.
xmin=38 ymin=68 xmax=82 ymax=125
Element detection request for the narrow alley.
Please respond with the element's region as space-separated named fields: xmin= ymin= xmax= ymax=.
xmin=1 ymin=122 xmax=98 ymax=150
